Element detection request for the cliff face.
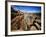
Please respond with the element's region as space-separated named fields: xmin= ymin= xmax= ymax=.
xmin=11 ymin=10 xmax=41 ymax=31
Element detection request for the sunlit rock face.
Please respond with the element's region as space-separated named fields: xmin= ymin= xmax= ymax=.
xmin=24 ymin=13 xmax=36 ymax=25
xmin=30 ymin=26 xmax=37 ymax=31
xmin=11 ymin=10 xmax=41 ymax=31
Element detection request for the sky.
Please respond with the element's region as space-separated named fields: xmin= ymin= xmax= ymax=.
xmin=11 ymin=5 xmax=41 ymax=13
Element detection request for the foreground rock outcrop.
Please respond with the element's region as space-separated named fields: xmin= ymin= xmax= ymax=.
xmin=11 ymin=10 xmax=41 ymax=31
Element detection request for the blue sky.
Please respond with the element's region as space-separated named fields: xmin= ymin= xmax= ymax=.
xmin=11 ymin=5 xmax=41 ymax=13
